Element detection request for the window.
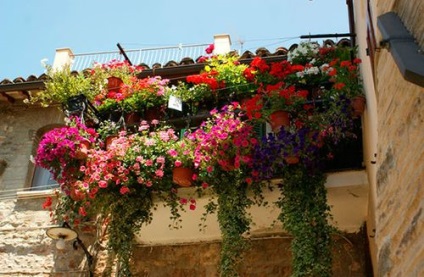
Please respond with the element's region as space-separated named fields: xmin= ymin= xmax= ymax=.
xmin=31 ymin=166 xmax=58 ymax=191
xmin=28 ymin=124 xmax=63 ymax=191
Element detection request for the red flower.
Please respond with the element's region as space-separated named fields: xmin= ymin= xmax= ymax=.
xmin=340 ymin=60 xmax=352 ymax=68
xmin=296 ymin=89 xmax=309 ymax=99
xmin=328 ymin=68 xmax=337 ymax=77
xmin=79 ymin=206 xmax=87 ymax=217
xmin=205 ymin=44 xmax=215 ymax=54
xmin=243 ymin=67 xmax=256 ymax=81
xmin=291 ymin=64 xmax=305 ymax=72
xmin=242 ymin=94 xmax=263 ymax=120
xmin=353 ymin=58 xmax=362 ymax=64
xmin=119 ymin=186 xmax=130 ymax=195
xmin=42 ymin=197 xmax=52 ymax=210
xmin=250 ymin=57 xmax=269 ymax=73
xmin=333 ymin=82 xmax=346 ymax=90
xmin=329 ymin=58 xmax=339 ymax=67
xmin=265 ymin=82 xmax=284 ymax=95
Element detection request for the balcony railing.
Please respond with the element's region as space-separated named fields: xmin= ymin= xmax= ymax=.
xmin=70 ymin=43 xmax=210 ymax=71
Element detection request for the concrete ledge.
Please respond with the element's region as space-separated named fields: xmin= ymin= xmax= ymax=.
xmin=16 ymin=189 xmax=56 ymax=200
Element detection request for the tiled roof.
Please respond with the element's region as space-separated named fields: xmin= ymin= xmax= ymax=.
xmin=0 ymin=39 xmax=351 ymax=104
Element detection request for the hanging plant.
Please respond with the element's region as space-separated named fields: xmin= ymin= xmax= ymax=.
xmin=277 ymin=167 xmax=334 ymax=277
xmin=187 ymin=103 xmax=260 ymax=276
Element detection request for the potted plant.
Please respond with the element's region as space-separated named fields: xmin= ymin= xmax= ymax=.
xmin=167 ymin=136 xmax=196 ymax=187
xmin=96 ymin=120 xmax=123 ymax=149
xmin=48 ymin=120 xmax=185 ymax=276
xmin=29 ymin=64 xmax=98 ymax=107
xmin=35 ymin=117 xmax=98 ymax=191
xmin=262 ymin=83 xmax=309 ymax=132
xmin=187 ymin=103 xmax=260 ymax=276
xmin=90 ymin=60 xmax=143 ymax=121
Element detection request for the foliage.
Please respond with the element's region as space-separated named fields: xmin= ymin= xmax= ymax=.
xmin=277 ymin=167 xmax=334 ymax=277
xmin=30 ymin=64 xmax=97 ymax=107
xmin=96 ymin=120 xmax=122 ymax=141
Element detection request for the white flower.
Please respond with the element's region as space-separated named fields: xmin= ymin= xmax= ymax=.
xmin=305 ymin=66 xmax=320 ymax=75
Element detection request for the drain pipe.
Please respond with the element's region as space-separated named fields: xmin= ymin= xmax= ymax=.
xmin=347 ymin=0 xmax=356 ymax=47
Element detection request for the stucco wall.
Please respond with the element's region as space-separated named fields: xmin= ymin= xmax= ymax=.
xmin=371 ymin=0 xmax=424 ymax=276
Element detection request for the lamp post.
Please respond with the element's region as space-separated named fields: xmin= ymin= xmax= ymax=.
xmin=46 ymin=222 xmax=93 ymax=277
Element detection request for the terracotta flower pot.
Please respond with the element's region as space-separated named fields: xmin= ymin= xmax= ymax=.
xmin=285 ymin=156 xmax=300 ymax=165
xmin=172 ymin=167 xmax=193 ymax=187
xmin=107 ymin=77 xmax=123 ymax=92
xmin=105 ymin=135 xmax=118 ymax=150
xmin=351 ymin=96 xmax=366 ymax=117
xmin=75 ymin=140 xmax=90 ymax=159
xmin=269 ymin=110 xmax=290 ymax=132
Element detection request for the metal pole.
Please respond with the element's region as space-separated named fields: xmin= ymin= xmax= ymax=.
xmin=117 ymin=43 xmax=133 ymax=65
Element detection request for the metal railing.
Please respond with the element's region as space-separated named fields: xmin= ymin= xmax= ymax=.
xmin=71 ymin=43 xmax=210 ymax=71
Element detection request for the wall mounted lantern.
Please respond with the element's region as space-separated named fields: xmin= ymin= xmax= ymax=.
xmin=378 ymin=11 xmax=424 ymax=87
xmin=46 ymin=222 xmax=93 ymax=277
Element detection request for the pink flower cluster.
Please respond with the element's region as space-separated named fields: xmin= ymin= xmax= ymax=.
xmin=188 ymin=103 xmax=258 ymax=174
xmin=35 ymin=119 xmax=97 ymax=184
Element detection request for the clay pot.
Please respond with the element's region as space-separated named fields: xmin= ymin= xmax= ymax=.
xmin=107 ymin=77 xmax=123 ymax=92
xmin=269 ymin=110 xmax=290 ymax=132
xmin=351 ymin=96 xmax=366 ymax=117
xmin=172 ymin=167 xmax=193 ymax=187
xmin=75 ymin=140 xmax=90 ymax=159
xmin=285 ymin=156 xmax=300 ymax=165
xmin=105 ymin=135 xmax=118 ymax=150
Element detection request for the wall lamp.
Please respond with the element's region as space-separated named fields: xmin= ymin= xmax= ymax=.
xmin=378 ymin=11 xmax=424 ymax=87
xmin=46 ymin=222 xmax=93 ymax=277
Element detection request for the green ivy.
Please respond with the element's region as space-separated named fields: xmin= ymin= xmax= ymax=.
xmin=277 ymin=167 xmax=334 ymax=277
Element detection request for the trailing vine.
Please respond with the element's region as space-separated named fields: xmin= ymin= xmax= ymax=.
xmin=277 ymin=166 xmax=334 ymax=277
xmin=95 ymin=186 xmax=154 ymax=276
xmin=213 ymin=170 xmax=252 ymax=276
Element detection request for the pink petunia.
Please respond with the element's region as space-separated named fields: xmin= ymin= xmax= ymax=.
xmin=119 ymin=186 xmax=130 ymax=195
xmin=168 ymin=149 xmax=178 ymax=157
xmin=98 ymin=180 xmax=108 ymax=188
xmin=155 ymin=169 xmax=164 ymax=177
xmin=156 ymin=156 xmax=165 ymax=164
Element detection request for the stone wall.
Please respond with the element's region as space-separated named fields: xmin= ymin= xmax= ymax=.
xmin=0 ymin=104 xmax=94 ymax=276
xmin=373 ymin=0 xmax=424 ymax=276
xmin=130 ymin=232 xmax=370 ymax=277
xmin=0 ymin=198 xmax=94 ymax=276
xmin=0 ymin=104 xmax=63 ymax=192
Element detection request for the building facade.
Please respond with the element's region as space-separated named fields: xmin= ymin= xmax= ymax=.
xmin=1 ymin=0 xmax=423 ymax=275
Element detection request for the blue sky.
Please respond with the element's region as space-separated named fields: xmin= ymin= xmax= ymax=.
xmin=0 ymin=0 xmax=349 ymax=80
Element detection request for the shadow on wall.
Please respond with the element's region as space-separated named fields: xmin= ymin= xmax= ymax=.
xmin=0 ymin=159 xmax=7 ymax=176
